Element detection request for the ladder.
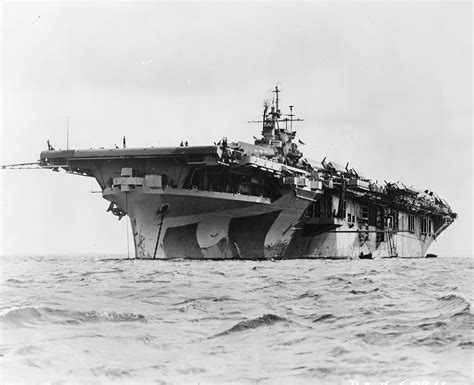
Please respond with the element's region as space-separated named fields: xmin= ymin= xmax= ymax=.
xmin=387 ymin=232 xmax=398 ymax=257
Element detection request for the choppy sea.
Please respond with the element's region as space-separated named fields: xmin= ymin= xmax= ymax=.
xmin=1 ymin=255 xmax=472 ymax=385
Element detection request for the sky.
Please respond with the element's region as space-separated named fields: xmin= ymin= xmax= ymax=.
xmin=1 ymin=1 xmax=472 ymax=257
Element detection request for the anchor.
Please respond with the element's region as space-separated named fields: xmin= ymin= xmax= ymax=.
xmin=107 ymin=202 xmax=126 ymax=220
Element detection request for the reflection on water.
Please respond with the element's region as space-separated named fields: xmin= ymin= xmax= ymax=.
xmin=1 ymin=255 xmax=472 ymax=384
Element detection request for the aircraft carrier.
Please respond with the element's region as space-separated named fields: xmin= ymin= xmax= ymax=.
xmin=33 ymin=86 xmax=456 ymax=259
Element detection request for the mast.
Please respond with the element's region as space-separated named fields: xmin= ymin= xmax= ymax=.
xmin=289 ymin=105 xmax=294 ymax=134
xmin=262 ymin=102 xmax=268 ymax=133
xmin=273 ymin=85 xmax=280 ymax=114
xmin=248 ymin=85 xmax=303 ymax=151
xmin=272 ymin=85 xmax=281 ymax=132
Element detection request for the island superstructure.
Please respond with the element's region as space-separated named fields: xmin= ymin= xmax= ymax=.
xmin=36 ymin=87 xmax=456 ymax=259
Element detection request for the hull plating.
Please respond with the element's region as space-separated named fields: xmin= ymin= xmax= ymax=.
xmin=104 ymin=186 xmax=435 ymax=260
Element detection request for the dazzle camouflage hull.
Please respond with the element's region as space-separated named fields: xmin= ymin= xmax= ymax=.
xmin=38 ymin=87 xmax=456 ymax=259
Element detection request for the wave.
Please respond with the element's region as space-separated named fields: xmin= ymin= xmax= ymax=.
xmin=458 ymin=341 xmax=474 ymax=348
xmin=5 ymin=278 xmax=25 ymax=284
xmin=349 ymin=288 xmax=380 ymax=295
xmin=295 ymin=291 xmax=321 ymax=300
xmin=417 ymin=321 xmax=448 ymax=330
xmin=312 ymin=314 xmax=336 ymax=323
xmin=356 ymin=331 xmax=401 ymax=345
xmin=1 ymin=306 xmax=146 ymax=327
xmin=437 ymin=294 xmax=472 ymax=318
xmin=414 ymin=335 xmax=450 ymax=348
xmin=214 ymin=314 xmax=291 ymax=337
xmin=81 ymin=269 xmax=124 ymax=277
xmin=325 ymin=275 xmax=347 ymax=282
xmin=453 ymin=304 xmax=472 ymax=318
xmin=438 ymin=293 xmax=469 ymax=304
xmin=173 ymin=296 xmax=235 ymax=306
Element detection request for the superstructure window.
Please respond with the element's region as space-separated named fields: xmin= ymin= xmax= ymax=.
xmin=408 ymin=214 xmax=415 ymax=232
xmin=361 ymin=206 xmax=369 ymax=224
xmin=421 ymin=217 xmax=430 ymax=235
xmin=341 ymin=200 xmax=346 ymax=219
xmin=368 ymin=206 xmax=377 ymax=226
xmin=384 ymin=215 xmax=393 ymax=229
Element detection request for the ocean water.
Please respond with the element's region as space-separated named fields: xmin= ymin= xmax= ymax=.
xmin=0 ymin=255 xmax=472 ymax=385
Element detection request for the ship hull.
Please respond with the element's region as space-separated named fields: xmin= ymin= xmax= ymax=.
xmin=103 ymin=186 xmax=437 ymax=260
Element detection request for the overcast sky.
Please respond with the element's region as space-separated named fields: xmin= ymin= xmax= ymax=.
xmin=1 ymin=1 xmax=472 ymax=257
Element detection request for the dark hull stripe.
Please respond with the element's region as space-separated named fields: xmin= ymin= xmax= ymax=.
xmin=163 ymin=223 xmax=203 ymax=259
xmin=228 ymin=211 xmax=281 ymax=259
